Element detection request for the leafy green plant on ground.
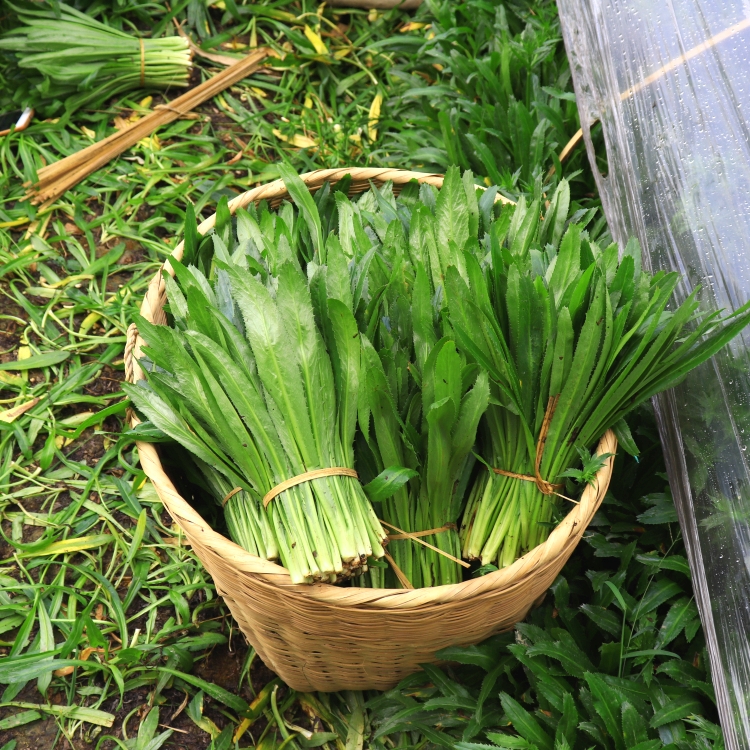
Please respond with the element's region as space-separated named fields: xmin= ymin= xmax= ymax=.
xmin=379 ymin=0 xmax=592 ymax=198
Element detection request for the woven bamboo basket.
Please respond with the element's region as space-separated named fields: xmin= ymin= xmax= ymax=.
xmin=124 ymin=167 xmax=617 ymax=692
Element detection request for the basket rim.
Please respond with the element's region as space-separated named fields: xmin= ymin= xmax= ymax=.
xmin=126 ymin=166 xmax=616 ymax=609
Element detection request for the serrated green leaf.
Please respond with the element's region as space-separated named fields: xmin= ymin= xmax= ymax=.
xmin=622 ymin=701 xmax=649 ymax=747
xmin=499 ymin=693 xmax=553 ymax=750
xmin=649 ymin=696 xmax=703 ymax=728
xmin=278 ymin=164 xmax=324 ymax=260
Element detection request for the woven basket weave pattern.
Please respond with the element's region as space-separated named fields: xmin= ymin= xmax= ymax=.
xmin=125 ymin=168 xmax=617 ymax=692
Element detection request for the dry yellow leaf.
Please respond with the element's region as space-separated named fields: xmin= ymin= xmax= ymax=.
xmin=368 ymin=93 xmax=383 ymax=142
xmin=304 ymin=25 xmax=329 ymax=56
xmin=400 ymin=22 xmax=428 ymax=32
xmin=81 ymin=126 xmax=96 ymax=139
xmin=0 ymin=398 xmax=39 ymax=424
xmin=58 ymin=411 xmax=95 ymax=427
xmin=273 ymin=129 xmax=318 ymax=150
xmin=137 ymin=133 xmax=161 ymax=151
xmin=216 ymin=94 xmax=236 ymax=114
xmin=0 ymin=217 xmax=30 ymax=229
xmin=139 ymin=95 xmax=153 ymax=109
xmin=29 ymin=534 xmax=113 ymax=556
xmin=17 ymin=346 xmax=31 ymax=361
xmin=54 ymin=647 xmax=106 ymax=676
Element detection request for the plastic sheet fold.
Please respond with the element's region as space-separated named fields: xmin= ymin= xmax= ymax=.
xmin=558 ymin=2 xmax=750 ymax=746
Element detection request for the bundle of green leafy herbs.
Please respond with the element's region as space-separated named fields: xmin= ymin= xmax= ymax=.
xmin=126 ymin=166 xmax=750 ymax=589
xmin=124 ymin=170 xmax=388 ymax=585
xmin=448 ymin=180 xmax=750 ymax=570
xmin=354 ymin=177 xmax=492 ymax=587
xmin=0 ymin=2 xmax=191 ymax=117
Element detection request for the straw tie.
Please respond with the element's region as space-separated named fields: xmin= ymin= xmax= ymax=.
xmin=262 ymin=467 xmax=359 ymax=508
xmin=491 ymin=395 xmax=580 ymax=505
xmin=379 ymin=520 xmax=470 ymax=590
xmin=380 ymin=520 xmax=469 ymax=568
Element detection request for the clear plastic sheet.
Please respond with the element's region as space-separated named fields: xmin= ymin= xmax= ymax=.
xmin=558 ymin=2 xmax=750 ymax=746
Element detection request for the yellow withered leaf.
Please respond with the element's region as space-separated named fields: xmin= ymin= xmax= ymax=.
xmin=0 ymin=372 xmax=23 ymax=387
xmin=138 ymin=133 xmax=161 ymax=151
xmin=273 ymin=129 xmax=318 ymax=150
xmin=58 ymin=411 xmax=95 ymax=427
xmin=368 ymin=93 xmax=383 ymax=142
xmin=304 ymin=25 xmax=329 ymax=56
xmin=0 ymin=397 xmax=39 ymax=424
xmin=400 ymin=22 xmax=428 ymax=32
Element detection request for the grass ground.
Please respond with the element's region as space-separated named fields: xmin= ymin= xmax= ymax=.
xmin=0 ymin=1 xmax=726 ymax=749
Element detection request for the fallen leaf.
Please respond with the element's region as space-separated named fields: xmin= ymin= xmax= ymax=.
xmin=0 ymin=398 xmax=39 ymax=424
xmin=79 ymin=312 xmax=101 ymax=335
xmin=400 ymin=22 xmax=428 ymax=32
xmin=54 ymin=647 xmax=106 ymax=676
xmin=304 ymin=25 xmax=329 ymax=56
xmin=273 ymin=129 xmax=318 ymax=150
xmin=368 ymin=93 xmax=383 ymax=142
